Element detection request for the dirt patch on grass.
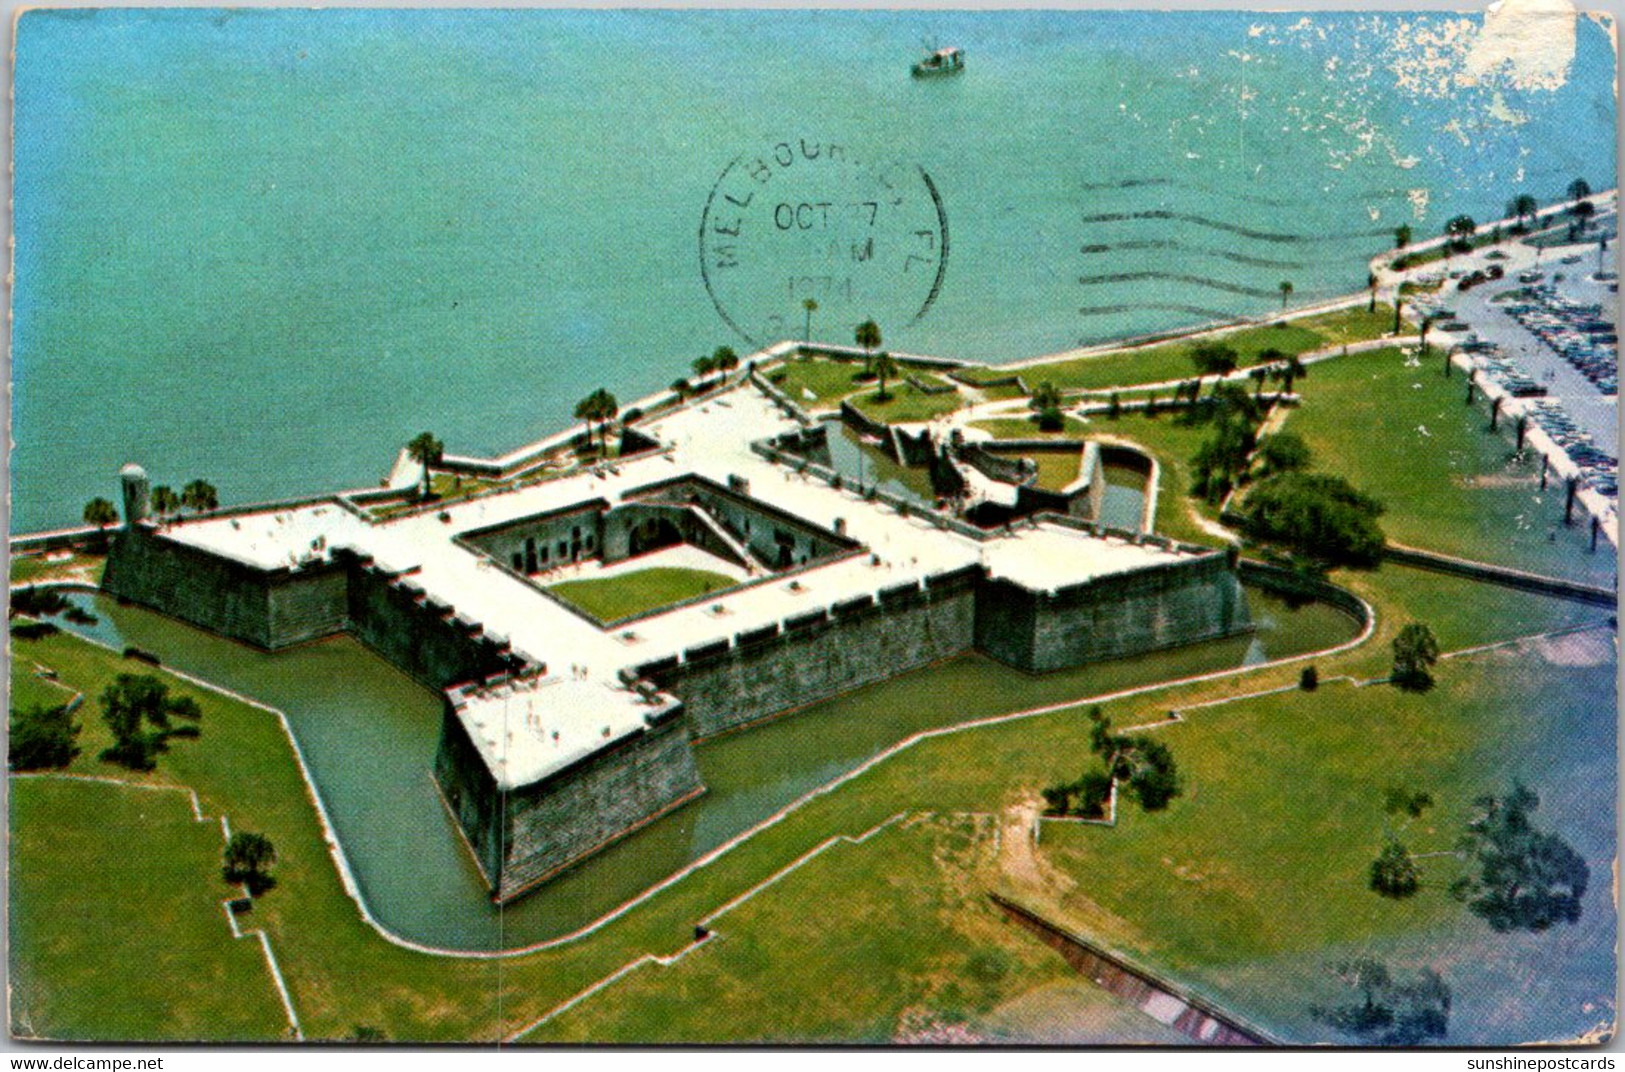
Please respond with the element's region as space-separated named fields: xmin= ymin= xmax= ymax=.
xmin=1454 ymin=473 xmax=1541 ymax=490
xmin=1528 ymin=628 xmax=1616 ymax=667
xmin=998 ymin=799 xmax=1076 ymax=899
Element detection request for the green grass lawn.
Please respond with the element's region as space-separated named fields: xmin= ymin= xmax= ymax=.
xmin=973 ymin=382 xmax=1028 ymax=402
xmin=957 ymin=306 xmax=1396 ymax=393
xmin=849 ymin=382 xmax=964 ymax=424
xmin=9 ymin=777 xmax=291 ymax=1041
xmin=531 ymin=815 xmax=1105 ymax=1043
xmin=1277 ymin=346 xmax=1617 ymax=586
xmin=1031 ymin=639 xmax=1615 ymax=1042
xmin=549 ymin=566 xmax=738 ymax=622
xmin=1026 ymin=450 xmax=1084 ymax=492
xmin=429 ymin=472 xmax=503 ymax=500
xmin=10 ymin=552 xmax=107 ymax=586
xmin=970 ymin=416 xmax=1091 ymax=439
xmin=770 ymin=358 xmax=870 ymax=407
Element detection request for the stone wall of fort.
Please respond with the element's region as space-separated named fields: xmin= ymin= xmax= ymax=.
xmin=340 ymin=554 xmax=520 ymax=689
xmin=432 ymin=702 xmax=704 ymax=902
xmin=432 ymin=698 xmax=506 ymax=885
xmin=975 ymin=552 xmax=1251 ymax=672
xmin=638 ymin=565 xmax=981 ymax=738
xmin=494 ymin=711 xmax=703 ymax=901
xmin=102 ymin=525 xmax=348 ymax=650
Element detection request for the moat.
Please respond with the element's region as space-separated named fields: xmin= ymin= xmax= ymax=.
xmin=61 ymin=585 xmax=1358 ymax=951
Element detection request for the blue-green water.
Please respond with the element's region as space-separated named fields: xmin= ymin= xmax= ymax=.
xmin=13 ymin=9 xmax=1617 ymax=531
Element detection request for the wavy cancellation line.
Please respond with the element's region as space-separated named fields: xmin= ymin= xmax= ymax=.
xmin=1077 ymin=209 xmax=1392 ymax=244
xmin=1079 ymin=240 xmax=1305 ymax=270
xmin=1075 ymin=271 xmax=1285 ymax=301
xmin=1074 ymin=176 xmax=1411 ymax=209
xmin=1075 ymin=301 xmax=1243 ymax=322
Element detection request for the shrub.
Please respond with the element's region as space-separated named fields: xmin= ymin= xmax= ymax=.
xmin=10 ymin=587 xmax=69 ymax=619
xmin=223 ymin=831 xmax=278 ymax=897
xmin=11 ymin=620 xmax=60 ymax=641
xmin=1300 ymin=665 xmax=1319 ymax=691
xmin=1391 ymin=622 xmax=1440 ymax=692
xmin=9 ymin=702 xmax=80 ymax=770
xmin=1237 ymin=471 xmax=1386 ymax=567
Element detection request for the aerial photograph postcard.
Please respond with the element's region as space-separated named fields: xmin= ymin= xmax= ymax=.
xmin=6 ymin=1 xmax=1619 ymax=1049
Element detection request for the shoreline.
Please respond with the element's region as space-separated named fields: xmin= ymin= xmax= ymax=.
xmin=12 ymin=191 xmax=1616 ymax=547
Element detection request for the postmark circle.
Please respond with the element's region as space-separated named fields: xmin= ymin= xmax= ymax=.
xmin=699 ymin=138 xmax=949 ymax=349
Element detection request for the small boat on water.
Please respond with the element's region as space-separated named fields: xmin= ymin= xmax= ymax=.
xmin=912 ymin=46 xmax=964 ymax=78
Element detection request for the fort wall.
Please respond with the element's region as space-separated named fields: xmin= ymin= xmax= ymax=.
xmin=493 ymin=712 xmax=703 ymax=901
xmin=341 ymin=554 xmax=521 ymax=689
xmin=104 ymin=492 xmax=1258 ymax=905
xmin=432 ymin=700 xmax=703 ymax=902
xmin=976 ymin=552 xmax=1251 ymax=672
xmin=641 ymin=566 xmax=982 ymax=738
xmin=102 ymin=525 xmax=348 ymax=650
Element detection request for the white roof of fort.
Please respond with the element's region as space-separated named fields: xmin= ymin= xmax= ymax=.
xmin=160 ymin=378 xmax=1193 ymax=790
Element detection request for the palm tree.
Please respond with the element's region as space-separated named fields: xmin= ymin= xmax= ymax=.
xmin=83 ymin=497 xmax=118 ymax=529
xmin=223 ymin=831 xmax=278 ymax=897
xmin=1282 ymin=354 xmax=1307 ymax=394
xmin=712 ymin=346 xmax=739 ymax=372
xmin=802 ymin=298 xmax=818 ymax=343
xmin=181 ymin=479 xmax=218 ymax=515
xmin=406 ymin=432 xmax=444 ymax=500
xmin=1511 ymin=193 xmax=1538 ymax=231
xmin=1191 ymin=342 xmax=1238 ymax=394
xmin=1567 ymin=178 xmax=1591 ymax=203
xmin=1279 ymin=280 xmax=1294 ymax=309
xmin=588 ymin=388 xmax=619 ymax=452
xmin=1250 ymin=366 xmax=1270 ymax=397
xmin=1394 ymin=223 xmax=1412 ymax=249
xmin=692 ymin=354 xmax=719 ymax=378
xmin=873 ymin=351 xmax=899 ymax=402
xmin=149 ymin=485 xmax=180 ymax=520
xmin=1445 ymin=214 xmax=1477 ymax=253
xmin=1570 ymin=199 xmax=1596 ymax=235
xmin=1029 ymin=380 xmax=1062 ymax=413
xmin=670 ymin=378 xmax=690 ymax=401
xmin=854 ymin=319 xmax=882 ymax=370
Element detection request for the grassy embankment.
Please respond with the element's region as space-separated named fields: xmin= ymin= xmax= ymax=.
xmin=11 ymin=778 xmax=292 ymax=1042
xmin=548 ymin=567 xmax=737 ymax=622
xmin=954 ymin=306 xmax=1395 ymax=393
xmin=7 ymin=545 xmax=1605 ymax=1044
xmin=10 ymin=551 xmax=107 ymax=587
xmin=1276 ymin=345 xmax=1616 ymax=587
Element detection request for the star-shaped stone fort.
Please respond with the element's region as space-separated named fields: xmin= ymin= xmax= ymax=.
xmin=102 ymin=351 xmax=1250 ymax=903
